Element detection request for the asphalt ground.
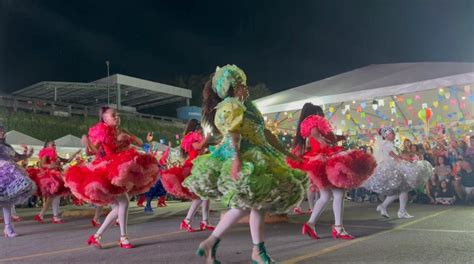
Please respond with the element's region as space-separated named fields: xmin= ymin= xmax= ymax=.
xmin=0 ymin=201 xmax=473 ymax=264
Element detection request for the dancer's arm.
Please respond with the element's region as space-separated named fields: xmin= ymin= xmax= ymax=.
xmin=263 ymin=128 xmax=301 ymax=161
xmin=118 ymin=129 xmax=143 ymax=146
xmin=192 ymin=135 xmax=211 ymax=150
xmin=58 ymin=150 xmax=82 ymax=163
xmin=82 ymin=135 xmax=99 ymax=155
xmin=13 ymin=146 xmax=34 ymax=162
xmin=230 ymin=132 xmax=242 ymax=180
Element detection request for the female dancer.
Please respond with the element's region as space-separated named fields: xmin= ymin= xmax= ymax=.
xmin=288 ymin=103 xmax=323 ymax=215
xmin=0 ymin=125 xmax=36 ymax=237
xmin=297 ymin=111 xmax=376 ymax=240
xmin=364 ymin=127 xmax=433 ymax=218
xmin=161 ymin=119 xmax=214 ymax=231
xmin=65 ymin=106 xmax=159 ymax=248
xmin=183 ymin=65 xmax=307 ymax=263
xmin=29 ymin=141 xmax=78 ymax=224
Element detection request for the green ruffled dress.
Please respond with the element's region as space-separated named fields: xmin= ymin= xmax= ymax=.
xmin=183 ymin=98 xmax=307 ymax=213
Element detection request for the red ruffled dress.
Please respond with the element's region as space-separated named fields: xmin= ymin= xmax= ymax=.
xmin=64 ymin=122 xmax=159 ymax=206
xmin=300 ymin=115 xmax=377 ymax=190
xmin=27 ymin=147 xmax=70 ymax=197
xmin=287 ymin=146 xmax=318 ymax=193
xmin=160 ymin=132 xmax=203 ymax=200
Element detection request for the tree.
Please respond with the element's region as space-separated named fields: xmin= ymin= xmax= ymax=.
xmin=173 ymin=74 xmax=209 ymax=106
xmin=249 ymin=82 xmax=271 ymax=100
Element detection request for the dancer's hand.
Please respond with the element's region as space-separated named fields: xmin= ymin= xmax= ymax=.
xmin=147 ymin=132 xmax=153 ymax=142
xmin=27 ymin=147 xmax=34 ymax=158
xmin=231 ymin=156 xmax=241 ymax=180
xmin=118 ymin=133 xmax=131 ymax=142
xmin=81 ymin=135 xmax=89 ymax=146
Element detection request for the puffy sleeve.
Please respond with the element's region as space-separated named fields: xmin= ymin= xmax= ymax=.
xmin=181 ymin=132 xmax=204 ymax=152
xmin=300 ymin=115 xmax=333 ymax=139
xmin=88 ymin=123 xmax=107 ymax=145
xmin=38 ymin=147 xmax=57 ymax=161
xmin=214 ymin=98 xmax=246 ymax=135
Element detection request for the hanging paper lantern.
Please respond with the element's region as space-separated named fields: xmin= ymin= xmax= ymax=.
xmin=417 ymin=108 xmax=432 ymax=124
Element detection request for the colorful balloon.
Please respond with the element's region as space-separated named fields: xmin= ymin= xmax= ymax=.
xmin=418 ymin=108 xmax=432 ymax=124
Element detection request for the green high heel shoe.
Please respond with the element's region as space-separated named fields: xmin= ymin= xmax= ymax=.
xmin=251 ymin=242 xmax=276 ymax=264
xmin=196 ymin=237 xmax=221 ymax=264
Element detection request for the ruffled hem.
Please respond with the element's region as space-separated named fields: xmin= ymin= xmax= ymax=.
xmin=184 ymin=147 xmax=307 ymax=213
xmin=30 ymin=168 xmax=69 ymax=197
xmin=65 ymin=148 xmax=159 ymax=205
xmin=183 ymin=154 xmax=223 ymax=199
xmin=303 ymin=149 xmax=376 ymax=190
xmin=326 ymin=150 xmax=377 ymax=189
xmin=363 ymin=159 xmax=432 ymax=195
xmin=161 ymin=164 xmax=196 ymax=200
xmin=0 ymin=162 xmax=35 ymax=206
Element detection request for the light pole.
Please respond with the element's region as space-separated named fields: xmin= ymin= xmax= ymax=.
xmin=106 ymin=61 xmax=110 ymax=105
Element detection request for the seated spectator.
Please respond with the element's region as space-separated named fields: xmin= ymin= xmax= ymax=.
xmin=422 ymin=141 xmax=436 ymax=166
xmin=434 ymin=156 xmax=452 ymax=182
xmin=403 ymin=143 xmax=423 ymax=161
xmin=434 ymin=180 xmax=456 ymax=205
xmin=425 ymin=176 xmax=439 ymax=204
xmin=402 ymin=139 xmax=413 ymax=155
xmin=465 ymin=136 xmax=474 ymax=159
xmin=454 ymin=158 xmax=474 ymax=203
xmin=458 ymin=140 xmax=468 ymax=158
xmin=448 ymin=140 xmax=462 ymax=166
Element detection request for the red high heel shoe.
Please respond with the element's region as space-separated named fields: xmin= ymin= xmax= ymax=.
xmin=33 ymin=214 xmax=44 ymax=224
xmin=179 ymin=219 xmax=196 ymax=232
xmin=331 ymin=225 xmax=354 ymax=240
xmin=199 ymin=221 xmax=215 ymax=231
xmin=157 ymin=196 xmax=167 ymax=207
xmin=52 ymin=217 xmax=65 ymax=224
xmin=293 ymin=207 xmax=303 ymax=215
xmin=136 ymin=196 xmax=145 ymax=207
xmin=301 ymin=223 xmax=320 ymax=240
xmin=86 ymin=235 xmax=102 ymax=249
xmin=91 ymin=219 xmax=101 ymax=227
xmin=119 ymin=236 xmax=133 ymax=249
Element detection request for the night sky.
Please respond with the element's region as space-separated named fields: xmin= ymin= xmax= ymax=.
xmin=1 ymin=0 xmax=473 ymax=94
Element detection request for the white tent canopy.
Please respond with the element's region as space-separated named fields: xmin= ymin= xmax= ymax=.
xmin=255 ymin=62 xmax=474 ymax=114
xmin=5 ymin=130 xmax=44 ymax=146
xmin=255 ymin=63 xmax=474 ymax=140
xmin=54 ymin=134 xmax=83 ymax=148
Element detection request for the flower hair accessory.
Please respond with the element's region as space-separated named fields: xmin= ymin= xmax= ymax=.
xmin=379 ymin=127 xmax=395 ymax=138
xmin=300 ymin=115 xmax=333 ymax=139
xmin=212 ymin=64 xmax=247 ymax=99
